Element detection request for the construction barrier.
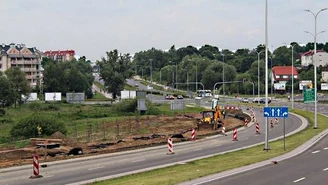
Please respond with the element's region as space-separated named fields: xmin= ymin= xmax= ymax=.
xmin=221 ymin=126 xmax=227 ymax=136
xmin=270 ymin=119 xmax=274 ymax=128
xmin=256 ymin=122 xmax=260 ymax=134
xmin=29 ymin=154 xmax=43 ymax=179
xmin=232 ymin=128 xmax=238 ymax=141
xmin=244 ymin=118 xmax=249 ymax=127
xmin=191 ymin=128 xmax=196 ymax=141
xmin=167 ymin=138 xmax=175 ymax=155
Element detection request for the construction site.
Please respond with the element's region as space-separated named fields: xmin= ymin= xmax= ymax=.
xmin=0 ymin=106 xmax=250 ymax=169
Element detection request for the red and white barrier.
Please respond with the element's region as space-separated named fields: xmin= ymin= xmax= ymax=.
xmin=270 ymin=119 xmax=274 ymax=128
xmin=232 ymin=128 xmax=238 ymax=141
xmin=256 ymin=122 xmax=260 ymax=134
xmin=221 ymin=126 xmax=227 ymax=136
xmin=30 ymin=154 xmax=43 ymax=178
xmin=191 ymin=128 xmax=196 ymax=141
xmin=244 ymin=118 xmax=249 ymax=127
xmin=167 ymin=138 xmax=175 ymax=155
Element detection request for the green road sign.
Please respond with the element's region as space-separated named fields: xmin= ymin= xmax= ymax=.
xmin=303 ymin=88 xmax=316 ymax=103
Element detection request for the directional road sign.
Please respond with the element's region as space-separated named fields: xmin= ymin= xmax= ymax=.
xmin=263 ymin=107 xmax=288 ymax=118
xmin=303 ymin=88 xmax=316 ymax=103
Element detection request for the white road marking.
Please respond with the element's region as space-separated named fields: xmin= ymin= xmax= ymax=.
xmin=244 ymin=137 xmax=249 ymax=140
xmin=43 ymin=175 xmax=54 ymax=178
xmin=323 ymin=167 xmax=328 ymax=171
xmin=323 ymin=147 xmax=328 ymax=150
xmin=293 ymin=177 xmax=305 ymax=183
xmin=193 ymin=148 xmax=203 ymax=151
xmin=88 ymin=166 xmax=105 ymax=170
xmin=312 ymin=150 xmax=320 ymax=154
xmin=131 ymin=159 xmax=146 ymax=163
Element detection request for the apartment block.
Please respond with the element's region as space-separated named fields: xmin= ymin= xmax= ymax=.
xmin=0 ymin=43 xmax=43 ymax=87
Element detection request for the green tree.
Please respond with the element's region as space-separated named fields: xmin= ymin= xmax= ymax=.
xmin=5 ymin=67 xmax=31 ymax=107
xmin=99 ymin=50 xmax=133 ymax=99
xmin=0 ymin=72 xmax=15 ymax=108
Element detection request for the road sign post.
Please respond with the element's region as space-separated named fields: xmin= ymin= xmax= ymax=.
xmin=263 ymin=107 xmax=288 ymax=151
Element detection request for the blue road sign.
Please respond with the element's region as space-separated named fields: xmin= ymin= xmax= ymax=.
xmin=263 ymin=107 xmax=288 ymax=118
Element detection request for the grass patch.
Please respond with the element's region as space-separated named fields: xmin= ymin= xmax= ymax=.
xmin=0 ymin=102 xmax=205 ymax=145
xmin=89 ymin=109 xmax=328 ymax=185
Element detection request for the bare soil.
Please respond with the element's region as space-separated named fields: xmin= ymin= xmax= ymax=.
xmin=0 ymin=112 xmax=246 ymax=169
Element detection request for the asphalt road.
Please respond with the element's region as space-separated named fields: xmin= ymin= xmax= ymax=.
xmin=0 ymin=108 xmax=303 ymax=185
xmin=179 ymin=100 xmax=328 ymax=185
xmin=203 ymin=131 xmax=328 ymax=185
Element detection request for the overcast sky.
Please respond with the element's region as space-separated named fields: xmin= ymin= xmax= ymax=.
xmin=1 ymin=0 xmax=327 ymax=61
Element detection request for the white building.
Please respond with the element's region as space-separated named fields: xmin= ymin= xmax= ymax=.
xmin=300 ymin=50 xmax=328 ymax=67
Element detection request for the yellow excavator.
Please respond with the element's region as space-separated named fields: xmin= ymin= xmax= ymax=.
xmin=198 ymin=100 xmax=223 ymax=130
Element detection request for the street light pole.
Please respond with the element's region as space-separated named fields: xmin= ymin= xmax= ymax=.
xmin=264 ymin=0 xmax=269 ymax=151
xmin=291 ymin=44 xmax=296 ymax=110
xmin=222 ymin=54 xmax=225 ymax=96
xmin=256 ymin=50 xmax=264 ymax=106
xmin=150 ymin=59 xmax=153 ymax=94
xmin=196 ymin=60 xmax=198 ymax=91
xmin=304 ymin=8 xmax=327 ymax=129
xmin=175 ymin=61 xmax=178 ymax=90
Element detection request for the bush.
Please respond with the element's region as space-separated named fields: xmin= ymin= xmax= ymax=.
xmin=27 ymin=102 xmax=42 ymax=110
xmin=10 ymin=113 xmax=67 ymax=139
xmin=0 ymin=109 xmax=5 ymax=116
xmin=111 ymin=99 xmax=138 ymax=114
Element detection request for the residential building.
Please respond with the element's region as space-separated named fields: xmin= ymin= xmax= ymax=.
xmin=0 ymin=43 xmax=43 ymax=87
xmin=300 ymin=50 xmax=328 ymax=67
xmin=43 ymin=50 xmax=75 ymax=61
xmin=271 ymin=66 xmax=298 ymax=92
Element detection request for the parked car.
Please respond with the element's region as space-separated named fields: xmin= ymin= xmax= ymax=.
xmin=252 ymin=98 xmax=261 ymax=103
xmin=165 ymin=95 xmax=175 ymax=100
xmin=177 ymin=95 xmax=184 ymax=99
xmin=240 ymin=98 xmax=249 ymax=103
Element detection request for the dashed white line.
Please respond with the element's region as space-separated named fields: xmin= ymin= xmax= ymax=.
xmin=323 ymin=147 xmax=328 ymax=150
xmin=312 ymin=150 xmax=320 ymax=154
xmin=323 ymin=167 xmax=328 ymax=171
xmin=88 ymin=166 xmax=105 ymax=171
xmin=131 ymin=159 xmax=146 ymax=163
xmin=293 ymin=177 xmax=305 ymax=183
xmin=193 ymin=148 xmax=202 ymax=151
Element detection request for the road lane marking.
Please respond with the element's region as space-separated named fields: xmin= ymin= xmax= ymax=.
xmin=88 ymin=166 xmax=105 ymax=170
xmin=131 ymin=159 xmax=146 ymax=163
xmin=193 ymin=148 xmax=203 ymax=151
xmin=323 ymin=147 xmax=328 ymax=150
xmin=323 ymin=167 xmax=328 ymax=171
xmin=293 ymin=177 xmax=305 ymax=183
xmin=312 ymin=150 xmax=320 ymax=154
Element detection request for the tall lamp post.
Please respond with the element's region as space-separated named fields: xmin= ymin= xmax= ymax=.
xmin=283 ymin=43 xmax=297 ymax=110
xmin=255 ymin=50 xmax=264 ymax=106
xmin=175 ymin=61 xmax=178 ymax=90
xmin=150 ymin=59 xmax=153 ymax=94
xmin=195 ymin=60 xmax=198 ymax=92
xmin=290 ymin=43 xmax=297 ymax=110
xmin=264 ymin=0 xmax=269 ymax=151
xmin=304 ymin=8 xmax=327 ymax=129
xmin=222 ymin=54 xmax=225 ymax=96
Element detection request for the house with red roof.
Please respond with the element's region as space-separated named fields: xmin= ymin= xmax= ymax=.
xmin=271 ymin=66 xmax=298 ymax=92
xmin=44 ymin=50 xmax=75 ymax=62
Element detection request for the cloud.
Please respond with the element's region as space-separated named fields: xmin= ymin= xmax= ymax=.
xmin=0 ymin=0 xmax=327 ymax=60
